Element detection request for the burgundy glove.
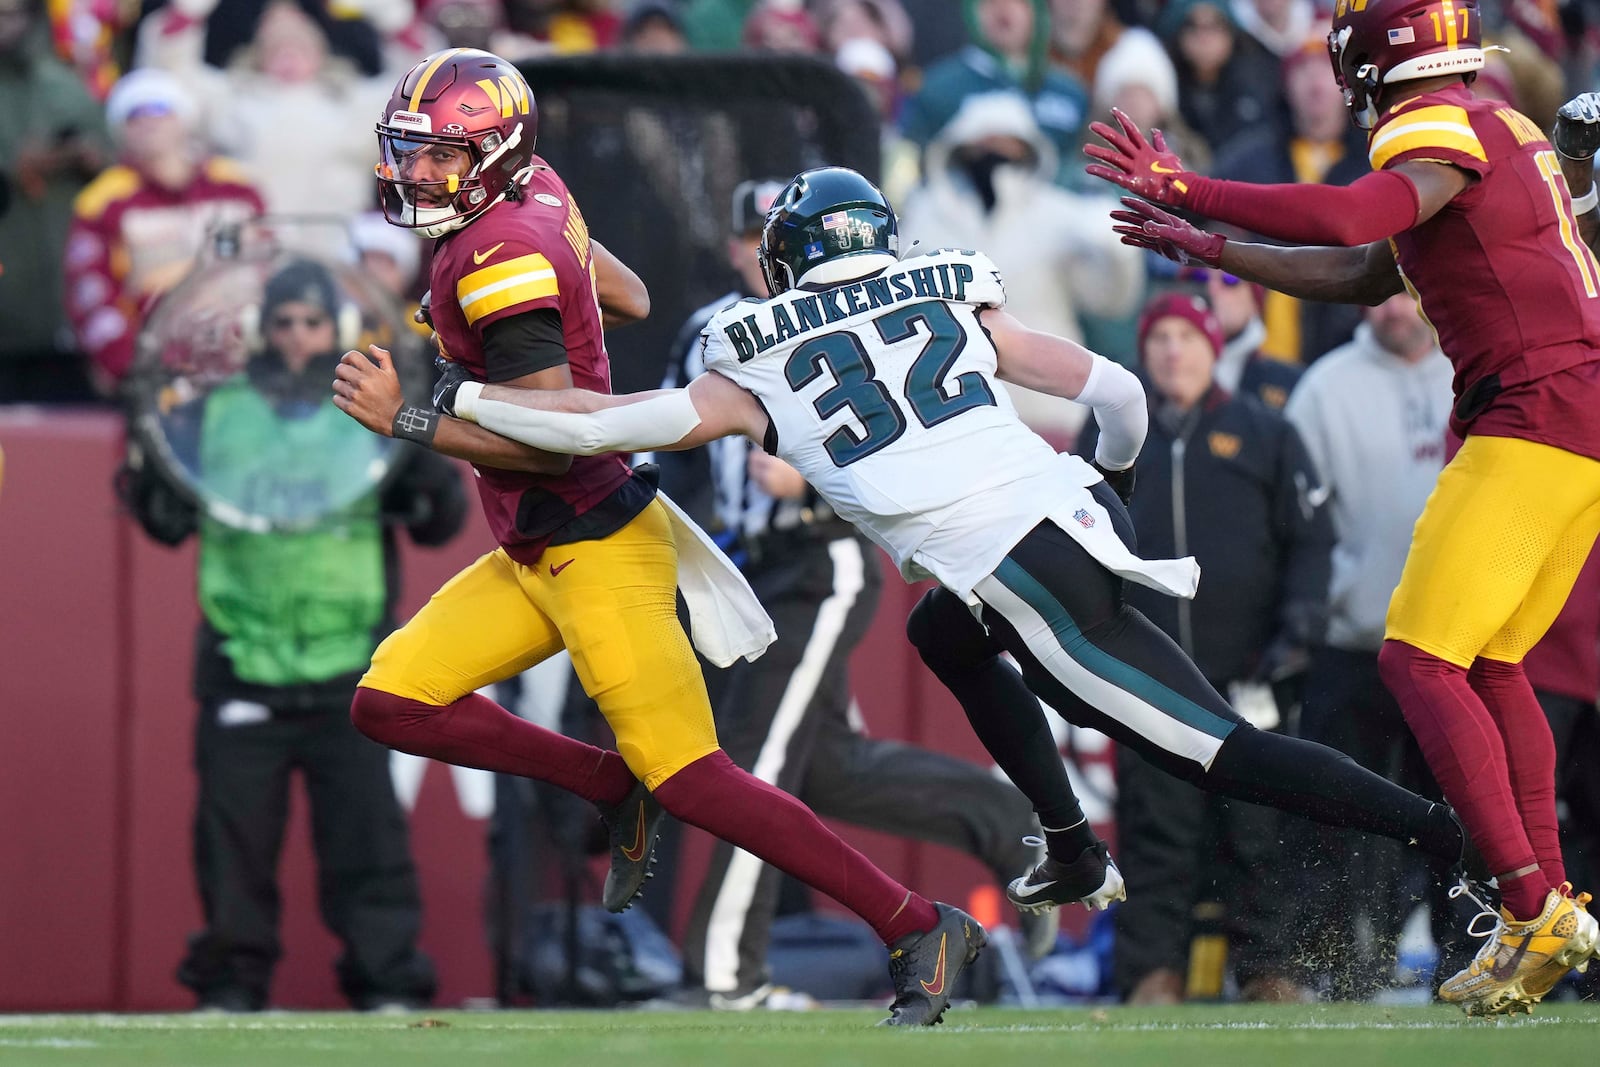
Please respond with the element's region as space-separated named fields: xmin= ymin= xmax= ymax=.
xmin=1109 ymin=197 xmax=1226 ymax=268
xmin=1084 ymin=109 xmax=1199 ymax=205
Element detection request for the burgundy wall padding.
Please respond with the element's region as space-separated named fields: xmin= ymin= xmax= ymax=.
xmin=0 ymin=410 xmax=1078 ymax=1009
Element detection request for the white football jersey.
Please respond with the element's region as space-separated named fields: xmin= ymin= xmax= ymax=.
xmin=700 ymin=248 xmax=1102 ymax=598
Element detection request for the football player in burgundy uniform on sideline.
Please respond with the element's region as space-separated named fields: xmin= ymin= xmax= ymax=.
xmin=330 ymin=48 xmax=982 ymax=1026
xmin=1085 ymin=0 xmax=1600 ymax=1015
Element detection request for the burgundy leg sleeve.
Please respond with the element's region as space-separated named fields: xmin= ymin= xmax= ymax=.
xmin=1378 ymin=640 xmax=1549 ymax=918
xmin=351 ymin=686 xmax=635 ymax=807
xmin=653 ymin=750 xmax=939 ymax=945
xmin=1468 ymin=658 xmax=1566 ymax=891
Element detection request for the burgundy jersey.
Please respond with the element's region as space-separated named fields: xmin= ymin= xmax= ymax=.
xmin=1370 ymin=87 xmax=1600 ymax=455
xmin=429 ymin=161 xmax=637 ymax=564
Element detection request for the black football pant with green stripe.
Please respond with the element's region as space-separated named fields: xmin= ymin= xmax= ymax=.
xmin=907 ymin=482 xmax=1464 ymax=869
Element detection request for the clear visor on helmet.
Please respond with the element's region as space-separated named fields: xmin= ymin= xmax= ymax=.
xmin=376 ymin=128 xmax=477 ymax=207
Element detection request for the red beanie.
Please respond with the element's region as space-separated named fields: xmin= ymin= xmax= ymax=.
xmin=1137 ymin=292 xmax=1224 ymax=360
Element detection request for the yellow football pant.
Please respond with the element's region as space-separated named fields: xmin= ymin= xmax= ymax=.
xmin=361 ymin=499 xmax=719 ymax=789
xmin=1387 ymin=434 xmax=1600 ymax=666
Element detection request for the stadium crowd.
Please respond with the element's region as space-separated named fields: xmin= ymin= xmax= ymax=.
xmin=2 ymin=0 xmax=1599 ymax=1010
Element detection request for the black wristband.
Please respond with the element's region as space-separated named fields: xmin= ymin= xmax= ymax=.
xmin=392 ymin=404 xmax=440 ymax=447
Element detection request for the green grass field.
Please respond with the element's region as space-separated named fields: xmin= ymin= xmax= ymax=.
xmin=2 ymin=1004 xmax=1598 ymax=1067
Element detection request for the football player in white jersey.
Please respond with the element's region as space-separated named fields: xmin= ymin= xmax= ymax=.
xmin=340 ymin=167 xmax=1476 ymax=925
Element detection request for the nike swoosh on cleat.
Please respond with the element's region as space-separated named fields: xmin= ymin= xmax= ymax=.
xmin=1014 ymin=880 xmax=1058 ymax=897
xmin=621 ymin=799 xmax=648 ymax=861
xmin=550 ymin=559 xmax=575 ymax=577
xmin=1490 ymin=933 xmax=1534 ymax=982
xmin=473 ymin=242 xmax=506 ymax=265
xmin=919 ymin=934 xmax=949 ymax=996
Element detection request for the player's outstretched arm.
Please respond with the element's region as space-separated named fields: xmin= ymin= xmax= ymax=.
xmin=984 ymin=308 xmax=1101 ymax=399
xmin=1111 ymin=198 xmax=1404 ymax=306
xmin=452 ymin=371 xmax=769 ymax=455
xmin=592 ymin=239 xmax=650 ymax=327
xmin=333 ymin=346 xmax=575 ymax=474
xmin=984 ymin=308 xmax=1146 ymax=473
xmin=1085 ymin=109 xmax=1467 ymax=245
xmin=1220 ymin=239 xmax=1405 ymax=306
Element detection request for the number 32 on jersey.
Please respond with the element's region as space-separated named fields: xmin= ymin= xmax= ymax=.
xmin=785 ymin=301 xmax=996 ymax=467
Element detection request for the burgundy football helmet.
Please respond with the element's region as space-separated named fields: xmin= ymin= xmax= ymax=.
xmin=376 ymin=48 xmax=539 ymax=237
xmin=1328 ymin=0 xmax=1485 ymax=128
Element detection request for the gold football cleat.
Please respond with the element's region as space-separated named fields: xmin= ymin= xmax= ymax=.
xmin=1440 ymin=886 xmax=1600 ymax=1016
xmin=1516 ymin=885 xmax=1596 ymax=1004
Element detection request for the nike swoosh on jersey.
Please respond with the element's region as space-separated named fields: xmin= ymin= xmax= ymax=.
xmin=919 ymin=934 xmax=949 ymax=995
xmin=473 ymin=242 xmax=506 ymax=265
xmin=549 ymin=558 xmax=575 ymax=577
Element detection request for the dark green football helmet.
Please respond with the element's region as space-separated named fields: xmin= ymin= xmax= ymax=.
xmin=758 ymin=167 xmax=899 ymax=296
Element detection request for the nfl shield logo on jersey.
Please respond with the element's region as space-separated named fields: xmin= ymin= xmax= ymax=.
xmin=1073 ymin=508 xmax=1095 ymax=529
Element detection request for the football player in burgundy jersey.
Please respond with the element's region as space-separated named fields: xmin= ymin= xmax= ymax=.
xmin=1084 ymin=0 xmax=1599 ymax=1015
xmin=331 ymin=48 xmax=980 ymax=1025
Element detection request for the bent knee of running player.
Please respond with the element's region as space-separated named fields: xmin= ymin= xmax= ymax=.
xmin=906 ymin=586 xmax=1002 ymax=673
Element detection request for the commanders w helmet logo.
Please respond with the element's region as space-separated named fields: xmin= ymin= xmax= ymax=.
xmin=476 ymin=76 xmax=532 ymax=119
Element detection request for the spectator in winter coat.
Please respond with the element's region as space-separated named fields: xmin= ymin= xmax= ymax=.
xmin=121 ymin=257 xmax=466 ymax=1013
xmin=1048 ymin=0 xmax=1164 ymax=100
xmin=65 ymin=69 xmax=264 ymax=393
xmin=136 ymin=0 xmax=392 ymax=236
xmin=1155 ymin=0 xmax=1280 ymax=160
xmin=900 ymin=0 xmax=1089 ymax=182
xmin=899 ymin=90 xmax=1143 ymax=438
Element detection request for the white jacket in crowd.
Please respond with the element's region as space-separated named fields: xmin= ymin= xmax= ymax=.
xmin=897 ymin=91 xmax=1144 ymax=437
xmin=1284 ymin=321 xmax=1454 ymax=652
xmin=135 ymin=3 xmax=393 ymax=241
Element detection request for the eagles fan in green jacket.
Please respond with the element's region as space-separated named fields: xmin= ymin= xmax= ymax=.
xmin=124 ymin=259 xmax=467 ymax=1013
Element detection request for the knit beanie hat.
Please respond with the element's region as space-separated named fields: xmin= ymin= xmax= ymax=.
xmin=1137 ymin=292 xmax=1224 ymax=359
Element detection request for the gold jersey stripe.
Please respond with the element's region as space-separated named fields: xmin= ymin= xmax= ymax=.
xmin=458 ymin=252 xmax=555 ymax=295
xmin=73 ymin=164 xmax=140 ymax=220
xmin=1369 ymin=106 xmax=1486 ymax=169
xmin=458 ymin=254 xmax=559 ymax=324
xmin=1496 ymin=107 xmax=1547 ymax=147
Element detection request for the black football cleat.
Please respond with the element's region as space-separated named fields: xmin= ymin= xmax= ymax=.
xmin=1006 ymin=841 xmax=1126 ymax=914
xmin=599 ymin=780 xmax=665 ymax=913
xmin=880 ymin=903 xmax=987 ymax=1027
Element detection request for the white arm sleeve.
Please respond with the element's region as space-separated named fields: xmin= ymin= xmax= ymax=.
xmin=1074 ymin=356 xmax=1147 ymax=471
xmin=454 ymin=382 xmax=703 ymax=456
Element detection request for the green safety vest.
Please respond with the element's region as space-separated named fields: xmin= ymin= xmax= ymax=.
xmin=195 ymin=377 xmax=390 ymax=686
